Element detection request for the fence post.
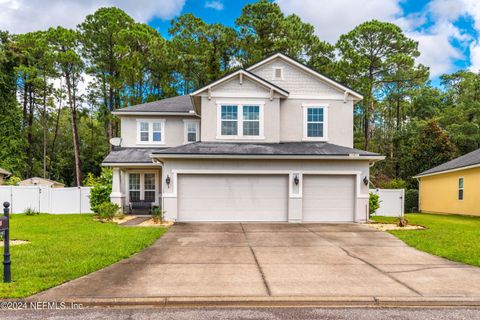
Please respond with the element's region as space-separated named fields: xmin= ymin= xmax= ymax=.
xmin=3 ymin=202 xmax=11 ymax=283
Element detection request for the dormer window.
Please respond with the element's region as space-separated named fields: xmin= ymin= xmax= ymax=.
xmin=273 ymin=67 xmax=283 ymax=80
xmin=303 ymin=104 xmax=328 ymax=141
xmin=136 ymin=119 xmax=165 ymax=144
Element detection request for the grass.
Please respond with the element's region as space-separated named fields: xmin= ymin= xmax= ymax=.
xmin=0 ymin=214 xmax=166 ymax=298
xmin=372 ymin=213 xmax=480 ymax=267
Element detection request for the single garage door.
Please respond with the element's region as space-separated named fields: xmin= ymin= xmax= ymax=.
xmin=178 ymin=174 xmax=288 ymax=222
xmin=303 ymin=175 xmax=355 ymax=222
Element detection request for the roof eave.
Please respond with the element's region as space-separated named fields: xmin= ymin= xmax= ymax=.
xmin=112 ymin=111 xmax=198 ymax=116
xmin=150 ymin=154 xmax=384 ymax=160
xmin=189 ymin=69 xmax=289 ymax=97
xmin=414 ymin=162 xmax=480 ymax=178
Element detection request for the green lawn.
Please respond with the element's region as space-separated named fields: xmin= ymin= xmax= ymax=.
xmin=372 ymin=213 xmax=480 ymax=267
xmin=0 ymin=214 xmax=166 ymax=298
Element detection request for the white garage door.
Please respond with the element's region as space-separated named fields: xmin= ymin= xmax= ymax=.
xmin=178 ymin=174 xmax=288 ymax=222
xmin=303 ymin=175 xmax=355 ymax=222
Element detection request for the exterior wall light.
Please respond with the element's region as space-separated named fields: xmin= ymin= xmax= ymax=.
xmin=363 ymin=176 xmax=369 ymax=186
xmin=166 ymin=175 xmax=171 ymax=187
xmin=294 ymin=175 xmax=299 ymax=186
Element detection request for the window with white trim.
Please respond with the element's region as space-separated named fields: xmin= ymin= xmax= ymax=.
xmin=303 ymin=106 xmax=327 ymax=140
xmin=129 ymin=173 xmax=141 ymax=201
xmin=184 ymin=120 xmax=199 ymax=143
xmin=128 ymin=172 xmax=157 ymax=203
xmin=221 ymin=105 xmax=238 ymax=136
xmin=243 ymin=106 xmax=260 ymax=136
xmin=458 ymin=177 xmax=464 ymax=200
xmin=218 ymin=104 xmax=263 ymax=138
xmin=144 ymin=173 xmax=156 ymax=202
xmin=136 ymin=120 xmax=165 ymax=144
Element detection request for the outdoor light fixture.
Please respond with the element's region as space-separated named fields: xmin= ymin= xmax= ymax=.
xmin=363 ymin=176 xmax=369 ymax=186
xmin=166 ymin=175 xmax=171 ymax=187
xmin=294 ymin=175 xmax=299 ymax=186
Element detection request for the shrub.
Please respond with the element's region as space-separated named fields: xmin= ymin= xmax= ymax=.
xmin=152 ymin=206 xmax=164 ymax=223
xmin=23 ymin=207 xmax=39 ymax=216
xmin=369 ymin=192 xmax=381 ymax=217
xmin=85 ymin=168 xmax=112 ymax=214
xmin=97 ymin=202 xmax=120 ymax=221
xmin=380 ymin=178 xmax=406 ymax=189
xmin=5 ymin=175 xmax=21 ymax=186
xmin=405 ymin=189 xmax=419 ymax=213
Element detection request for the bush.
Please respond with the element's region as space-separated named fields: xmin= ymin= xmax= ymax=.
xmin=23 ymin=207 xmax=39 ymax=216
xmin=369 ymin=192 xmax=381 ymax=217
xmin=152 ymin=206 xmax=164 ymax=223
xmin=97 ymin=202 xmax=120 ymax=221
xmin=380 ymin=178 xmax=406 ymax=189
xmin=84 ymin=168 xmax=112 ymax=214
xmin=405 ymin=189 xmax=419 ymax=213
xmin=5 ymin=175 xmax=21 ymax=186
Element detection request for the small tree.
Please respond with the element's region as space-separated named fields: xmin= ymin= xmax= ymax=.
xmin=84 ymin=168 xmax=112 ymax=214
xmin=369 ymin=193 xmax=381 ymax=217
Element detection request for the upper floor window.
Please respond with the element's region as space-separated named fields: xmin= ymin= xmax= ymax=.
xmin=218 ymin=103 xmax=264 ymax=139
xmin=243 ymin=106 xmax=260 ymax=136
xmin=136 ymin=119 xmax=165 ymax=144
xmin=184 ymin=120 xmax=199 ymax=143
xmin=458 ymin=177 xmax=464 ymax=200
xmin=303 ymin=105 xmax=328 ymax=141
xmin=221 ymin=105 xmax=238 ymax=136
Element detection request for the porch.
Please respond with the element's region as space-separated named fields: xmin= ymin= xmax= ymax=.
xmin=110 ymin=166 xmax=163 ymax=215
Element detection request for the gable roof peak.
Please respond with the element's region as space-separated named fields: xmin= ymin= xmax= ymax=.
xmin=246 ymin=52 xmax=363 ymax=101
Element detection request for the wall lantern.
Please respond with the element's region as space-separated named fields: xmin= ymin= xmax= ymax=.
xmin=363 ymin=176 xmax=369 ymax=186
xmin=294 ymin=175 xmax=299 ymax=186
xmin=166 ymin=175 xmax=171 ymax=187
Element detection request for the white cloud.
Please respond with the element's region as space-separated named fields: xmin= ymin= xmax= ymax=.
xmin=469 ymin=41 xmax=480 ymax=72
xmin=0 ymin=0 xmax=186 ymax=34
xmin=276 ymin=0 xmax=480 ymax=77
xmin=204 ymin=0 xmax=224 ymax=11
xmin=276 ymin=0 xmax=403 ymax=43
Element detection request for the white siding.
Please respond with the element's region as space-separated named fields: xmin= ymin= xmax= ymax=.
xmin=250 ymin=58 xmax=341 ymax=97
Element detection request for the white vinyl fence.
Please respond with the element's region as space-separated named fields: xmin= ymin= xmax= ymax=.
xmin=0 ymin=186 xmax=92 ymax=214
xmin=370 ymin=189 xmax=405 ymax=217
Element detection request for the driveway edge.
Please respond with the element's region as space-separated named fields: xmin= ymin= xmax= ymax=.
xmin=45 ymin=296 xmax=480 ymax=308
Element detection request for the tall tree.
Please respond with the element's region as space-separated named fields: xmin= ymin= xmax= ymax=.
xmin=235 ymin=0 xmax=334 ymax=71
xmin=48 ymin=27 xmax=84 ymax=186
xmin=78 ymin=7 xmax=135 ymax=146
xmin=169 ymin=14 xmax=237 ymax=93
xmin=336 ymin=20 xmax=421 ymax=150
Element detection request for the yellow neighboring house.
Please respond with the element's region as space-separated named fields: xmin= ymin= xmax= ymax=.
xmin=0 ymin=168 xmax=12 ymax=185
xmin=415 ymin=148 xmax=480 ymax=216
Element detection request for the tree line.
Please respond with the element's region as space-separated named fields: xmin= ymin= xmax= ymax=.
xmin=0 ymin=0 xmax=478 ymax=188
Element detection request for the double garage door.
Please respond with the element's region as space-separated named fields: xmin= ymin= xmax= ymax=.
xmin=177 ymin=174 xmax=355 ymax=222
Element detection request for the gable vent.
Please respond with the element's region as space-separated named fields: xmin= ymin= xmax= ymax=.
xmin=273 ymin=67 xmax=283 ymax=80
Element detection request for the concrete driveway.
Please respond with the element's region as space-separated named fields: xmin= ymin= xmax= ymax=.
xmin=34 ymin=223 xmax=480 ymax=301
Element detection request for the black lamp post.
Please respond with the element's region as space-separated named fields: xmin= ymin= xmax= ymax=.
xmin=2 ymin=202 xmax=11 ymax=283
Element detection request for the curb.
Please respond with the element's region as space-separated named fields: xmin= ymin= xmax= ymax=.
xmin=34 ymin=296 xmax=480 ymax=308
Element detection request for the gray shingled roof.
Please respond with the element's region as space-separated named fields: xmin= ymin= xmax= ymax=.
xmin=417 ymin=148 xmax=480 ymax=176
xmin=113 ymin=95 xmax=194 ymax=114
xmin=152 ymin=142 xmax=381 ymax=157
xmin=102 ymin=148 xmax=168 ymax=164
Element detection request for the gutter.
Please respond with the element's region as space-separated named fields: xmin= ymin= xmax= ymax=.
xmin=149 ymin=154 xmax=385 ymax=161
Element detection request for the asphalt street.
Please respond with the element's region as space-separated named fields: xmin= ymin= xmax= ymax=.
xmin=0 ymin=307 xmax=479 ymax=320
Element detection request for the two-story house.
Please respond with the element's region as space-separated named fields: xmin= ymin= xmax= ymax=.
xmin=102 ymin=53 xmax=384 ymax=222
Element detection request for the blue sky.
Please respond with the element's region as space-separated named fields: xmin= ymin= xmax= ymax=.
xmin=1 ymin=0 xmax=479 ymax=82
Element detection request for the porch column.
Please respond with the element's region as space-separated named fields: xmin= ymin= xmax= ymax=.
xmin=110 ymin=167 xmax=125 ymax=208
